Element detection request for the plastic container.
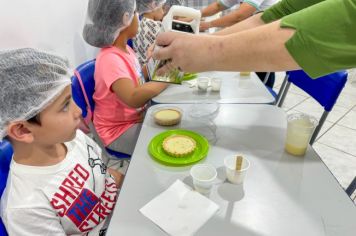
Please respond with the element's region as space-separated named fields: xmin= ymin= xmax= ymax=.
xmin=224 ymin=155 xmax=250 ymax=184
xmin=190 ymin=164 xmax=217 ymax=194
xmin=285 ymin=113 xmax=318 ymax=156
xmin=197 ymin=77 xmax=209 ymax=92
xmin=151 ymin=106 xmax=183 ymax=126
xmin=188 ymin=101 xmax=219 ymax=120
xmin=211 ymin=78 xmax=222 ymax=92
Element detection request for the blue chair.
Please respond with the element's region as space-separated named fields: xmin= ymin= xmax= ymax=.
xmin=276 ymin=70 xmax=348 ymax=144
xmin=255 ymin=72 xmax=277 ymax=103
xmin=71 ymin=59 xmax=131 ymax=164
xmin=0 ymin=139 xmax=13 ymax=236
xmin=127 ymin=39 xmax=133 ymax=49
xmin=346 ymin=176 xmax=356 ymax=197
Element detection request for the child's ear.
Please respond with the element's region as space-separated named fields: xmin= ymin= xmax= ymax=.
xmin=6 ymin=122 xmax=34 ymax=143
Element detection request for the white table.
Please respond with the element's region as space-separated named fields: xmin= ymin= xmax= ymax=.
xmin=152 ymin=71 xmax=275 ymax=104
xmin=106 ymin=104 xmax=356 ymax=236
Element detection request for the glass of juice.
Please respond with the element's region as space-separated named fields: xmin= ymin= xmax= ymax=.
xmin=285 ymin=113 xmax=318 ymax=156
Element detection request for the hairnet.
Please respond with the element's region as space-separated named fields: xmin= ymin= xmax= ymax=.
xmin=164 ymin=0 xmax=185 ymax=8
xmin=83 ymin=0 xmax=136 ymax=48
xmin=137 ymin=0 xmax=166 ymax=14
xmin=0 ymin=48 xmax=72 ymax=140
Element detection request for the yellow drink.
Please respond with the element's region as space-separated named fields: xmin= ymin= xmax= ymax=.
xmin=285 ymin=143 xmax=307 ymax=156
xmin=240 ymin=72 xmax=251 ymax=76
xmin=285 ymin=114 xmax=318 ymax=156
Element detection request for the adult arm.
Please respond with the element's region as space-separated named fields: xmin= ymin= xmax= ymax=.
xmin=154 ymin=0 xmax=356 ymax=78
xmin=200 ymin=2 xmax=256 ymax=31
xmin=155 ymin=20 xmax=298 ymax=73
xmin=201 ymin=2 xmax=226 ymax=17
xmin=216 ymin=0 xmax=325 ymax=35
xmin=215 ymin=12 xmax=265 ymax=35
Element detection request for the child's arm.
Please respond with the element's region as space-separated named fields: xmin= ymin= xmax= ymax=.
xmin=142 ymin=64 xmax=149 ymax=81
xmin=4 ymin=209 xmax=66 ymax=235
xmin=111 ymin=78 xmax=169 ymax=108
xmin=108 ymin=168 xmax=124 ymax=188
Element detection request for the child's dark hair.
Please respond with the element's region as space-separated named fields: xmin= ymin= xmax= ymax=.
xmin=27 ymin=114 xmax=41 ymax=125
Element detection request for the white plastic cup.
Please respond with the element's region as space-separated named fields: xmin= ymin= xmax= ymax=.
xmin=190 ymin=164 xmax=217 ymax=194
xmin=197 ymin=77 xmax=209 ymax=92
xmin=211 ymin=78 xmax=222 ymax=92
xmin=224 ymin=155 xmax=250 ymax=184
xmin=285 ymin=113 xmax=318 ymax=156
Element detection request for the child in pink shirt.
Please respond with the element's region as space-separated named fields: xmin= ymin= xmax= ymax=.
xmin=83 ymin=0 xmax=168 ymax=154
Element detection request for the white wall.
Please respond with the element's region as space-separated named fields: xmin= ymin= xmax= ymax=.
xmin=0 ymin=0 xmax=98 ymax=68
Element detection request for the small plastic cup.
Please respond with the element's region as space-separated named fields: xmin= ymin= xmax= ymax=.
xmin=285 ymin=113 xmax=318 ymax=156
xmin=224 ymin=155 xmax=250 ymax=184
xmin=190 ymin=164 xmax=217 ymax=194
xmin=197 ymin=77 xmax=209 ymax=92
xmin=211 ymin=78 xmax=222 ymax=92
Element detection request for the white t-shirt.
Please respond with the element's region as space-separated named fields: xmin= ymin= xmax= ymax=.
xmin=0 ymin=130 xmax=118 ymax=236
xmin=218 ymin=0 xmax=277 ymax=11
xmin=133 ymin=17 xmax=162 ymax=66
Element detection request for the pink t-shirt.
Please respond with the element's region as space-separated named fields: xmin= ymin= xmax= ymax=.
xmin=93 ymin=46 xmax=146 ymax=146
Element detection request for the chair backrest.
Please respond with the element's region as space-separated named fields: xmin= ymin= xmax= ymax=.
xmin=0 ymin=139 xmax=13 ymax=236
xmin=346 ymin=176 xmax=356 ymax=197
xmin=287 ymin=70 xmax=348 ymax=111
xmin=71 ymin=59 xmax=96 ymax=127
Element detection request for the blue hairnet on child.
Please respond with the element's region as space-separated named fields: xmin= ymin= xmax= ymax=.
xmin=137 ymin=0 xmax=166 ymax=14
xmin=0 ymin=48 xmax=72 ymax=140
xmin=83 ymin=0 xmax=136 ymax=48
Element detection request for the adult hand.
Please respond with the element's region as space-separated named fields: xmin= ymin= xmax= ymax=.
xmin=153 ymin=32 xmax=217 ymax=75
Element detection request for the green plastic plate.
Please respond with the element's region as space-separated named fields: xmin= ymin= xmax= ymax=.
xmin=148 ymin=129 xmax=209 ymax=166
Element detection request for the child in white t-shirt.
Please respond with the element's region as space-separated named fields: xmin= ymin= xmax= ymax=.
xmin=133 ymin=0 xmax=167 ymax=66
xmin=0 ymin=48 xmax=123 ymax=235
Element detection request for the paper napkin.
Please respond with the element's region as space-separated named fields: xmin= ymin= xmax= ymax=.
xmin=140 ymin=180 xmax=219 ymax=236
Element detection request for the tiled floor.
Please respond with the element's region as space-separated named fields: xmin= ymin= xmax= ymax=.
xmin=273 ymin=70 xmax=356 ymax=203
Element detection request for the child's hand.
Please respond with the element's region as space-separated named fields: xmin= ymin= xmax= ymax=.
xmin=146 ymin=45 xmax=155 ymax=60
xmin=199 ymin=21 xmax=211 ymax=32
xmin=108 ymin=168 xmax=124 ymax=188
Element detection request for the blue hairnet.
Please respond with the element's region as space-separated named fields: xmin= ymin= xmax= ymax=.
xmin=0 ymin=48 xmax=72 ymax=140
xmin=83 ymin=0 xmax=136 ymax=48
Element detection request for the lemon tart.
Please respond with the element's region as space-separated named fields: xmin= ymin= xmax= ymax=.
xmin=162 ymin=135 xmax=197 ymax=157
xmin=154 ymin=109 xmax=182 ymax=126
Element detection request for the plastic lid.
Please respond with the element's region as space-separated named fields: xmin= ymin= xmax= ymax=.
xmin=189 ymin=102 xmax=219 ymax=119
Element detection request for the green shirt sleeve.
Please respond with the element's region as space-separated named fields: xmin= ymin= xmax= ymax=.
xmin=261 ymin=0 xmax=325 ymax=23
xmin=281 ymin=0 xmax=356 ymax=78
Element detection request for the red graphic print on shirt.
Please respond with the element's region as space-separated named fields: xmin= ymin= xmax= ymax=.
xmin=50 ymin=163 xmax=117 ymax=233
